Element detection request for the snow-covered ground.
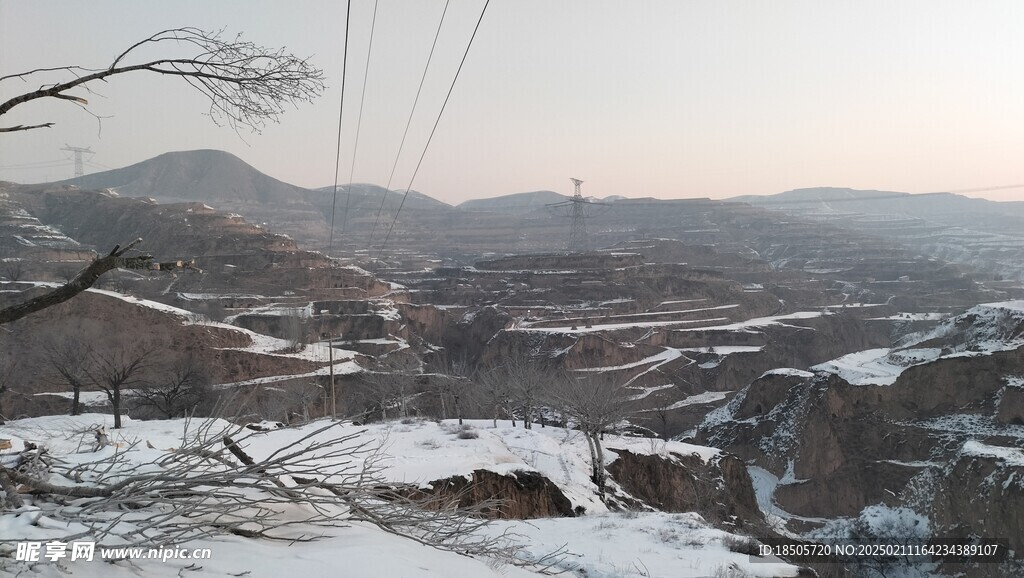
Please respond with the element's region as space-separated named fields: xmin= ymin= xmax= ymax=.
xmin=810 ymin=301 xmax=1024 ymax=386
xmin=0 ymin=414 xmax=799 ymax=578
xmin=811 ymin=347 xmax=943 ymax=386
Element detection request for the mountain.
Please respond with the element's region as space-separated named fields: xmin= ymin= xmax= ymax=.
xmin=311 ymin=183 xmax=451 ymax=212
xmin=458 ymin=190 xmax=568 ymax=213
xmin=44 ymin=151 xmax=462 ymax=251
xmin=732 ymin=187 xmax=1024 ymax=281
xmin=55 ymin=149 xmax=310 ymax=205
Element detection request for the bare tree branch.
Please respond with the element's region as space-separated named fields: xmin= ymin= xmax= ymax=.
xmin=0 ymin=419 xmax=533 ymax=566
xmin=0 ymin=123 xmax=54 ymax=133
xmin=0 ymin=27 xmax=325 ymax=134
xmin=0 ymin=239 xmax=152 ymax=325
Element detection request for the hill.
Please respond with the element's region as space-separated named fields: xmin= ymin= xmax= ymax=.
xmin=55 ymin=149 xmax=309 ymax=206
xmin=458 ymin=190 xmax=568 ymax=213
xmin=731 ymin=187 xmax=1024 ymax=280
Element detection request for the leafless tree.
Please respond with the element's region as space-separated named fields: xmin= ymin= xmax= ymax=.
xmin=131 ymin=358 xmax=211 ymax=419
xmin=0 ymin=358 xmax=14 ymax=425
xmin=428 ymin=349 xmax=474 ymax=425
xmin=56 ymin=264 xmax=78 ymax=283
xmin=477 ymin=350 xmax=551 ymax=429
xmin=476 ymin=364 xmax=517 ymax=428
xmin=83 ymin=346 xmax=152 ymax=428
xmin=354 ymin=356 xmax=421 ymax=421
xmin=546 ymin=371 xmax=635 ymax=494
xmin=0 ymin=27 xmax=325 ymax=134
xmin=44 ymin=338 xmax=93 ymax=416
xmin=279 ymin=310 xmax=308 ymax=353
xmin=281 ymin=381 xmax=324 ymax=424
xmin=1 ymin=260 xmax=25 ymax=283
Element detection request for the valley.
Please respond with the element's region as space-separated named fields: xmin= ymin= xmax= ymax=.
xmin=2 ymin=151 xmax=1024 ymax=577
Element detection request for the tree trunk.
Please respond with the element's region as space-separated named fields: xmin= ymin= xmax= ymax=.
xmin=592 ymin=433 xmax=606 ymax=493
xmin=584 ymin=434 xmax=599 ymax=486
xmin=0 ymin=242 xmax=153 ymax=326
xmin=112 ymin=388 xmax=122 ymax=429
xmin=454 ymin=394 xmax=462 ymax=426
xmin=585 ymin=432 xmax=606 ymax=494
xmin=71 ymin=385 xmax=81 ymax=416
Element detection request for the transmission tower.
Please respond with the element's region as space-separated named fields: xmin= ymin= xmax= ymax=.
xmin=60 ymin=144 xmax=94 ymax=177
xmin=546 ymin=178 xmax=610 ymax=253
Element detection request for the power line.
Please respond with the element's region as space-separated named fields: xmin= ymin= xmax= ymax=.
xmin=367 ymin=0 xmax=452 ymax=251
xmin=340 ymin=0 xmax=380 ymax=237
xmin=377 ymin=0 xmax=491 ymax=259
xmin=0 ymin=161 xmax=72 ymax=171
xmin=327 ymin=0 xmax=354 ymax=253
xmin=0 ymin=158 xmax=71 ymax=169
xmin=59 ymin=145 xmax=93 ymax=177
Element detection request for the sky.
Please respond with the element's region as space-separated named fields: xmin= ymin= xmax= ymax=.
xmin=2 ymin=1 xmax=1024 ymax=204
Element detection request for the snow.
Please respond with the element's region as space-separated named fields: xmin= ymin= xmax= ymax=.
xmin=747 ymin=466 xmax=825 ymax=533
xmin=978 ymin=299 xmax=1024 ymax=313
xmin=657 ymin=298 xmax=708 ymax=306
xmin=83 ymin=288 xmax=195 ymax=317
xmin=678 ymin=345 xmax=763 ymax=354
xmin=672 ymin=310 xmax=825 ymax=333
xmin=960 ymin=440 xmax=1024 ymax=467
xmin=628 ymin=383 xmax=675 ymax=401
xmin=483 ymin=513 xmax=800 ymax=577
xmin=514 ymin=317 xmax=731 ymax=334
xmin=575 ymin=348 xmax=684 ymax=372
xmin=661 ymin=391 xmax=731 ymax=410
xmin=811 ymin=348 xmax=942 ymax=386
xmin=759 ymin=368 xmax=814 ymax=379
xmin=0 ymin=414 xmax=792 ymax=578
xmin=867 ymin=313 xmax=947 ymax=321
xmin=212 ymin=360 xmax=362 ymax=390
xmin=177 ymin=292 xmax=265 ymax=300
xmin=373 ymin=300 xmax=402 ymax=321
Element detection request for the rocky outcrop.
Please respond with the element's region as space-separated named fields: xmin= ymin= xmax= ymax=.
xmin=926 ymin=446 xmax=1024 ymax=554
xmin=423 ymin=469 xmax=575 ymax=519
xmin=607 ymin=450 xmax=761 ymax=528
xmin=698 ymin=304 xmax=1024 ymax=546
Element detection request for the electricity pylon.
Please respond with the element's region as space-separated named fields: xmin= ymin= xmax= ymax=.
xmin=546 ymin=178 xmax=610 ymax=253
xmin=60 ymin=144 xmax=93 ymax=177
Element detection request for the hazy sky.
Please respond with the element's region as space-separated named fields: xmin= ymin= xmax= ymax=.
xmin=2 ymin=1 xmax=1024 ymax=203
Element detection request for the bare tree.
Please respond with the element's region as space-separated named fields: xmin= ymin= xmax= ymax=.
xmin=131 ymin=358 xmax=211 ymax=419
xmin=477 ymin=350 xmax=551 ymax=429
xmin=354 ymin=356 xmax=421 ymax=421
xmin=428 ymin=349 xmax=474 ymax=425
xmin=546 ymin=371 xmax=634 ymax=494
xmin=0 ymin=358 xmax=14 ymax=425
xmin=44 ymin=338 xmax=93 ymax=416
xmin=476 ymin=364 xmax=517 ymax=428
xmin=0 ymin=27 xmax=324 ymax=134
xmin=1 ymin=260 xmax=24 ymax=283
xmin=279 ymin=310 xmax=308 ymax=353
xmin=83 ymin=346 xmax=152 ymax=428
xmin=282 ymin=381 xmax=324 ymax=424
xmin=56 ymin=264 xmax=78 ymax=283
